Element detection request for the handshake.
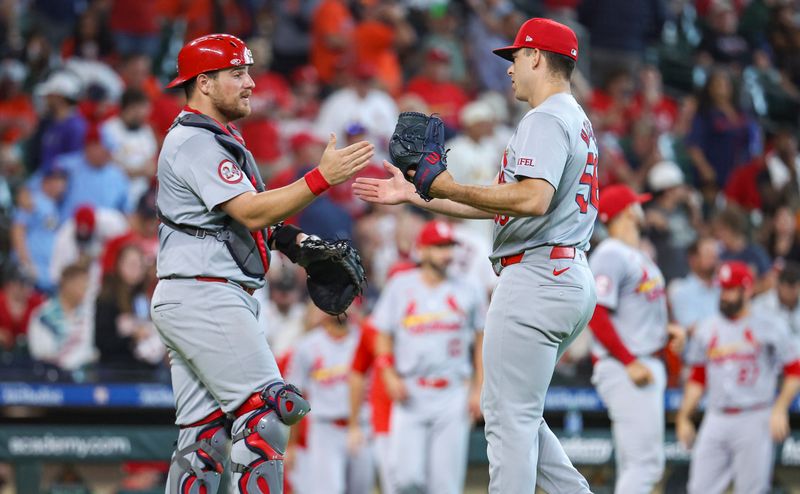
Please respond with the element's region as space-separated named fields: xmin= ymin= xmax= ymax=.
xmin=389 ymin=112 xmax=449 ymax=201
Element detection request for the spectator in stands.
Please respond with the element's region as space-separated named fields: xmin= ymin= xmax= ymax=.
xmin=353 ymin=2 xmax=415 ymax=95
xmin=405 ymin=47 xmax=470 ymax=132
xmin=49 ymin=204 xmax=128 ymax=288
xmin=726 ymin=127 xmax=800 ymax=212
xmin=310 ymin=0 xmax=355 ymax=85
xmin=95 ymin=243 xmax=164 ymax=373
xmin=686 ymin=67 xmax=758 ymax=190
xmin=27 ymin=262 xmax=95 ymax=371
xmin=263 ymin=267 xmax=306 ymax=359
xmin=270 ymin=0 xmax=314 ymax=75
xmin=29 ymin=71 xmax=86 ymax=173
xmin=445 ymin=100 xmax=504 ymax=186
xmin=769 ymin=3 xmax=800 ymax=89
xmin=696 ymin=2 xmax=753 ymax=69
xmin=290 ymin=65 xmax=322 ymax=122
xmin=589 ymin=68 xmax=636 ymax=137
xmin=0 ymin=60 xmax=37 ymax=145
xmin=667 ymin=236 xmax=720 ymax=330
xmin=465 ymin=1 xmax=524 ymax=93
xmin=59 ymin=126 xmax=130 ymax=216
xmin=316 ymin=64 xmax=398 ymax=159
xmin=10 ymin=166 xmax=68 ymax=292
xmin=22 ymin=30 xmax=58 ymax=91
xmin=619 ymin=118 xmax=662 ymax=188
xmin=578 ymin=0 xmax=667 ymax=83
xmin=762 ymin=204 xmax=800 ymax=265
xmin=714 ymin=206 xmax=773 ymax=288
xmin=644 ymin=160 xmax=700 ymax=281
xmin=421 ymin=4 xmax=467 ymax=85
xmin=116 ymin=52 xmax=182 ymax=145
xmin=61 ymin=6 xmax=114 ymax=61
xmin=0 ymin=265 xmax=45 ymax=352
xmin=100 ymin=88 xmax=156 ymax=209
xmin=753 ymin=261 xmax=800 ymax=338
xmin=630 ymin=65 xmax=679 ymax=134
xmin=100 ymin=188 xmax=159 ymax=276
xmin=108 ymin=0 xmax=161 ymax=58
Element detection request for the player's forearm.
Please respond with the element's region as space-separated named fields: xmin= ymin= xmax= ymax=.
xmin=348 ymin=372 xmax=367 ymax=426
xmin=677 ymin=381 xmax=704 ymax=420
xmin=405 ymin=192 xmax=494 ymax=219
xmin=439 ymin=180 xmax=550 ymax=217
xmin=224 ymin=174 xmax=333 ymax=230
xmin=774 ymin=376 xmax=800 ymax=412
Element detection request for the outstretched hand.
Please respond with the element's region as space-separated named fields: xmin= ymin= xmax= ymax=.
xmin=352 ymin=160 xmax=416 ymax=205
xmin=318 ymin=133 xmax=375 ymax=186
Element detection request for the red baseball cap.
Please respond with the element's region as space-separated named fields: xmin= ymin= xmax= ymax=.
xmin=74 ymin=204 xmax=96 ymax=235
xmin=718 ymin=261 xmax=754 ymax=289
xmin=417 ymin=220 xmax=457 ymax=247
xmin=493 ymin=18 xmax=579 ymax=62
xmin=598 ymin=184 xmax=651 ymax=224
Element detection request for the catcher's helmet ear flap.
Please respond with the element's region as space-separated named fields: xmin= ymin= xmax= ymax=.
xmin=167 ymin=34 xmax=254 ymax=89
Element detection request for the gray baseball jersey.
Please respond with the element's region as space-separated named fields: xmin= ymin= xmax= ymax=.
xmin=370 ymin=269 xmax=485 ymax=381
xmin=156 ymin=110 xmax=264 ymax=289
xmin=686 ymin=312 xmax=800 ymax=411
xmin=286 ymin=326 xmax=361 ymax=421
xmin=490 ymin=93 xmax=598 ymax=260
xmin=589 ymin=238 xmax=669 ymax=358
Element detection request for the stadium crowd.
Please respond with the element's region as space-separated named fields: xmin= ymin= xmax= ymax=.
xmin=2 ymin=0 xmax=800 ymax=491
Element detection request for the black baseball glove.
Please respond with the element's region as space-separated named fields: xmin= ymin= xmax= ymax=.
xmin=388 ymin=111 xmax=448 ymax=201
xmin=295 ymin=236 xmax=366 ymax=316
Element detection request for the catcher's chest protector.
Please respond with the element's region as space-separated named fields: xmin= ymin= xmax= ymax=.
xmin=163 ymin=113 xmax=272 ymax=278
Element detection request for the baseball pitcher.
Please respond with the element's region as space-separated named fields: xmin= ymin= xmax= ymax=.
xmin=355 ymin=18 xmax=599 ymax=493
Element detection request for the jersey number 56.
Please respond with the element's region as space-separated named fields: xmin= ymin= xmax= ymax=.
xmin=575 ymin=152 xmax=599 ymax=214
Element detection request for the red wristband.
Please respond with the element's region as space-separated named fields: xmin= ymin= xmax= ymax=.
xmin=304 ymin=168 xmax=330 ymax=195
xmin=374 ymin=354 xmax=394 ymax=370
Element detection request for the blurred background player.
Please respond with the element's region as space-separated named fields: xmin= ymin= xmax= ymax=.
xmin=677 ymin=261 xmax=800 ymax=494
xmin=286 ymin=305 xmax=373 ymax=494
xmin=588 ymin=184 xmax=685 ymax=493
xmin=371 ymin=220 xmax=484 ymax=494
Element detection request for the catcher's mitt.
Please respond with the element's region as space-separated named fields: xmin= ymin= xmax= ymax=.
xmin=296 ymin=236 xmax=366 ymax=316
xmin=388 ymin=112 xmax=448 ymax=201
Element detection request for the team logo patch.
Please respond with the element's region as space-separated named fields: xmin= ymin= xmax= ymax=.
xmin=517 ymin=157 xmax=535 ymax=168
xmin=244 ymin=48 xmax=254 ymax=64
xmin=571 ymin=49 xmax=578 ymax=57
xmin=525 ymin=35 xmax=533 ymax=42
xmin=218 ymin=159 xmax=243 ymax=184
xmin=230 ymin=58 xmax=242 ymax=66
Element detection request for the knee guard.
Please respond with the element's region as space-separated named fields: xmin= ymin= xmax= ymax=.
xmin=168 ymin=409 xmax=229 ymax=494
xmin=233 ymin=409 xmax=288 ymax=493
xmin=231 ymin=381 xmax=310 ymax=493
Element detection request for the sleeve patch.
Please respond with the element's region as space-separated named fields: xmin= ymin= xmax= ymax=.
xmin=218 ymin=159 xmax=244 ymax=184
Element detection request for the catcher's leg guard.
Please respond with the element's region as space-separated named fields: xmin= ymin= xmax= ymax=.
xmin=167 ymin=409 xmax=229 ymax=494
xmin=231 ymin=381 xmax=310 ymax=493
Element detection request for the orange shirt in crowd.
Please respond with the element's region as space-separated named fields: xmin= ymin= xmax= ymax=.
xmin=0 ymin=95 xmax=36 ymax=144
xmin=311 ymin=0 xmax=355 ymax=84
xmin=354 ymin=20 xmax=401 ymax=95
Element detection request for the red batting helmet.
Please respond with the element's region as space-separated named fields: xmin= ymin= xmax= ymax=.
xmin=166 ymin=34 xmax=254 ymax=89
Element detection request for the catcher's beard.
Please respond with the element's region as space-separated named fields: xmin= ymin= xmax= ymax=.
xmin=210 ymin=90 xmax=250 ymax=121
